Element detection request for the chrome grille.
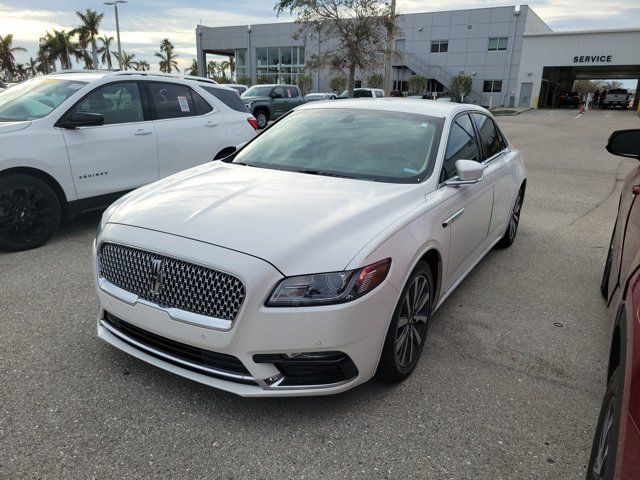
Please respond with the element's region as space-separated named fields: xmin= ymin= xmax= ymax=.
xmin=98 ymin=243 xmax=246 ymax=321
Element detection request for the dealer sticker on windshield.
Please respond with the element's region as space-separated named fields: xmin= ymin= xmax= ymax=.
xmin=177 ymin=96 xmax=190 ymax=112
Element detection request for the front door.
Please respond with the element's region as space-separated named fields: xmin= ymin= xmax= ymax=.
xmin=439 ymin=113 xmax=494 ymax=286
xmin=62 ymin=81 xmax=158 ymax=199
xmin=519 ymin=83 xmax=533 ymax=107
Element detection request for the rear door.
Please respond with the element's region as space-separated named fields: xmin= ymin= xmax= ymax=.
xmin=471 ymin=112 xmax=518 ymax=238
xmin=146 ymin=81 xmax=227 ymax=177
xmin=61 ymin=81 xmax=158 ymax=199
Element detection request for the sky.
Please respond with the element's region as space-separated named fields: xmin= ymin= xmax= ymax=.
xmin=2 ymin=0 xmax=640 ymax=74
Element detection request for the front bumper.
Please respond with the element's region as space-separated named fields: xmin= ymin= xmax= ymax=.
xmin=95 ymin=224 xmax=399 ymax=397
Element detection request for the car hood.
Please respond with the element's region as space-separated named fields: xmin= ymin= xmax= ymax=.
xmin=107 ymin=163 xmax=423 ymax=275
xmin=0 ymin=121 xmax=31 ymax=134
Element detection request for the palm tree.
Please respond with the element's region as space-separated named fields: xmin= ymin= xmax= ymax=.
xmin=207 ymin=60 xmax=220 ymax=79
xmin=155 ymin=38 xmax=178 ymax=73
xmin=97 ymin=35 xmax=114 ymax=69
xmin=40 ymin=30 xmax=75 ymax=70
xmin=221 ymin=57 xmax=235 ymax=81
xmin=136 ymin=60 xmax=150 ymax=71
xmin=14 ymin=63 xmax=27 ymax=81
xmin=27 ymin=57 xmax=38 ymax=77
xmin=0 ymin=34 xmax=27 ymax=81
xmin=36 ymin=45 xmax=53 ymax=74
xmin=75 ymin=9 xmax=104 ymax=69
xmin=186 ymin=59 xmax=198 ymax=76
xmin=114 ymin=51 xmax=137 ymax=70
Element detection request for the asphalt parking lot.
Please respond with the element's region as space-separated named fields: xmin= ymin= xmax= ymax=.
xmin=2 ymin=108 xmax=639 ymax=479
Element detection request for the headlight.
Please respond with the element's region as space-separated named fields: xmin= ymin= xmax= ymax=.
xmin=266 ymin=258 xmax=391 ymax=307
xmin=244 ymin=101 xmax=252 ymax=109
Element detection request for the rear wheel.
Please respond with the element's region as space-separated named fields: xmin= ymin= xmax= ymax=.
xmin=0 ymin=174 xmax=61 ymax=251
xmin=586 ymin=367 xmax=623 ymax=480
xmin=376 ymin=262 xmax=433 ymax=382
xmin=497 ymin=187 xmax=524 ymax=248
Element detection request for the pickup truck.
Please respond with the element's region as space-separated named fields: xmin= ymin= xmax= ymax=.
xmin=241 ymin=84 xmax=304 ymax=128
xmin=603 ymin=88 xmax=630 ymax=109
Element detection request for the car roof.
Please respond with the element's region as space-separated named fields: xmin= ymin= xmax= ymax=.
xmin=297 ymin=98 xmax=489 ymax=118
xmin=44 ymin=70 xmax=223 ymax=88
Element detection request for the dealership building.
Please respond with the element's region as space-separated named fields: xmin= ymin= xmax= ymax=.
xmin=196 ymin=5 xmax=640 ymax=108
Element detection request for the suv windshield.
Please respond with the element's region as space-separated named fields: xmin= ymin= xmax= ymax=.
xmin=0 ymin=78 xmax=87 ymax=122
xmin=233 ymin=108 xmax=443 ymax=183
xmin=0 ymin=78 xmax=88 ymax=121
xmin=242 ymin=86 xmax=273 ymax=98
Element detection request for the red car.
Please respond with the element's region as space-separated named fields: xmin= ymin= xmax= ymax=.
xmin=591 ymin=129 xmax=640 ymax=479
xmin=559 ymin=91 xmax=581 ymax=108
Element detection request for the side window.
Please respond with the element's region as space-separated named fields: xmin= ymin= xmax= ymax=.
xmin=285 ymin=86 xmax=299 ymax=98
xmin=375 ymin=90 xmax=384 ymax=98
xmin=190 ymin=88 xmax=213 ymax=115
xmin=441 ymin=114 xmax=480 ymax=181
xmin=75 ymin=82 xmax=144 ymax=125
xmin=272 ymin=87 xmax=285 ymax=99
xmin=203 ymin=86 xmax=248 ymax=113
xmin=472 ymin=113 xmax=503 ymax=159
xmin=148 ymin=82 xmax=194 ymax=120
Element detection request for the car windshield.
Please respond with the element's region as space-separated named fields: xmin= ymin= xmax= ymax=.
xmin=242 ymin=86 xmax=272 ymax=98
xmin=232 ymin=108 xmax=443 ymax=183
xmin=0 ymin=78 xmax=87 ymax=121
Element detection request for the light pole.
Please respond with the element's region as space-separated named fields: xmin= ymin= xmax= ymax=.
xmin=383 ymin=0 xmax=397 ymax=96
xmin=104 ymin=1 xmax=127 ymax=70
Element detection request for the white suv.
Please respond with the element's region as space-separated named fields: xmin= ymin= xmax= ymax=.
xmin=0 ymin=71 xmax=257 ymax=251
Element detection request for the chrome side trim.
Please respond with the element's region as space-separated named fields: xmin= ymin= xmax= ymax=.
xmin=442 ymin=208 xmax=465 ymax=228
xmin=99 ymin=318 xmax=253 ymax=383
xmin=98 ymin=278 xmax=233 ymax=331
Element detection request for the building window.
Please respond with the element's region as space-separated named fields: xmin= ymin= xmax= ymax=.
xmin=255 ymin=46 xmax=306 ymax=84
xmin=488 ymin=37 xmax=508 ymax=51
xmin=431 ymin=40 xmax=448 ymax=53
xmin=234 ymin=49 xmax=247 ymax=80
xmin=483 ymin=80 xmax=503 ymax=93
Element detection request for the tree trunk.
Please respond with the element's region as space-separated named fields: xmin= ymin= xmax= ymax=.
xmin=348 ymin=63 xmax=356 ymax=98
xmin=92 ymin=41 xmax=99 ymax=69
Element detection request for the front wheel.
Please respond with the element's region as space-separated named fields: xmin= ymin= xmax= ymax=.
xmin=254 ymin=109 xmax=269 ymax=129
xmin=0 ymin=174 xmax=61 ymax=251
xmin=376 ymin=262 xmax=433 ymax=382
xmin=586 ymin=367 xmax=623 ymax=480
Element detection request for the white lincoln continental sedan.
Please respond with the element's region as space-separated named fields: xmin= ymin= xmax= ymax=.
xmin=94 ymin=99 xmax=526 ymax=397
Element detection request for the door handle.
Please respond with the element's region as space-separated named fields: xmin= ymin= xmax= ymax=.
xmin=134 ymin=129 xmax=152 ymax=136
xmin=442 ymin=208 xmax=465 ymax=228
xmin=205 ymin=121 xmax=218 ymax=127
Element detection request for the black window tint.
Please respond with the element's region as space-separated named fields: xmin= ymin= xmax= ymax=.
xmin=75 ymin=82 xmax=144 ymax=125
xmin=203 ymin=86 xmax=248 ymax=113
xmin=191 ymin=89 xmax=213 ymax=115
xmin=149 ymin=82 xmax=194 ymax=119
xmin=472 ymin=113 xmax=502 ymax=159
xmin=442 ymin=114 xmax=480 ymax=181
xmin=272 ymin=87 xmax=285 ymax=98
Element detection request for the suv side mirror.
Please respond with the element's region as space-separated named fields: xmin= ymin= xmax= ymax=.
xmin=270 ymin=91 xmax=283 ymax=99
xmin=60 ymin=112 xmax=105 ymax=129
xmin=606 ymin=129 xmax=640 ymax=159
xmin=444 ymin=160 xmax=484 ymax=186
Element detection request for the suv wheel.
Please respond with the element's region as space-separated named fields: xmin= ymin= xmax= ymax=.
xmin=0 ymin=174 xmax=61 ymax=251
xmin=254 ymin=109 xmax=269 ymax=129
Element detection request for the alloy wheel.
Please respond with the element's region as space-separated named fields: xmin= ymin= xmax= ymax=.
xmin=508 ymin=191 xmax=523 ymax=241
xmin=395 ymin=274 xmax=430 ymax=368
xmin=592 ymin=393 xmax=616 ymax=479
xmin=0 ymin=186 xmax=53 ymax=244
xmin=256 ymin=113 xmax=267 ymax=129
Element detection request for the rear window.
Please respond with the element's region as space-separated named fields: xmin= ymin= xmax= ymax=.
xmin=203 ymin=86 xmax=248 ymax=113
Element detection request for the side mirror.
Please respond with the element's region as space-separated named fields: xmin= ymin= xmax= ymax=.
xmin=60 ymin=112 xmax=104 ymax=129
xmin=270 ymin=92 xmax=283 ymax=99
xmin=444 ymin=160 xmax=484 ymax=186
xmin=606 ymin=129 xmax=640 ymax=159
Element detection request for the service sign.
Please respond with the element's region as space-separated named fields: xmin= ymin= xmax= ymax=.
xmin=573 ymin=55 xmax=613 ymax=63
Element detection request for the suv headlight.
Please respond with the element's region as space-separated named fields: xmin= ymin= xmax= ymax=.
xmin=266 ymin=258 xmax=391 ymax=307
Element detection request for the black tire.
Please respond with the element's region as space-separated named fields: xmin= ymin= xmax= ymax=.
xmin=253 ymin=109 xmax=269 ymax=129
xmin=0 ymin=174 xmax=61 ymax=251
xmin=601 ymin=236 xmax=614 ymax=299
xmin=586 ymin=367 xmax=623 ymax=480
xmin=497 ymin=186 xmax=524 ymax=248
xmin=376 ymin=261 xmax=433 ymax=382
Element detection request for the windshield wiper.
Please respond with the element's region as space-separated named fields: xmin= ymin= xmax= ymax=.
xmin=294 ymin=169 xmax=356 ymax=179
